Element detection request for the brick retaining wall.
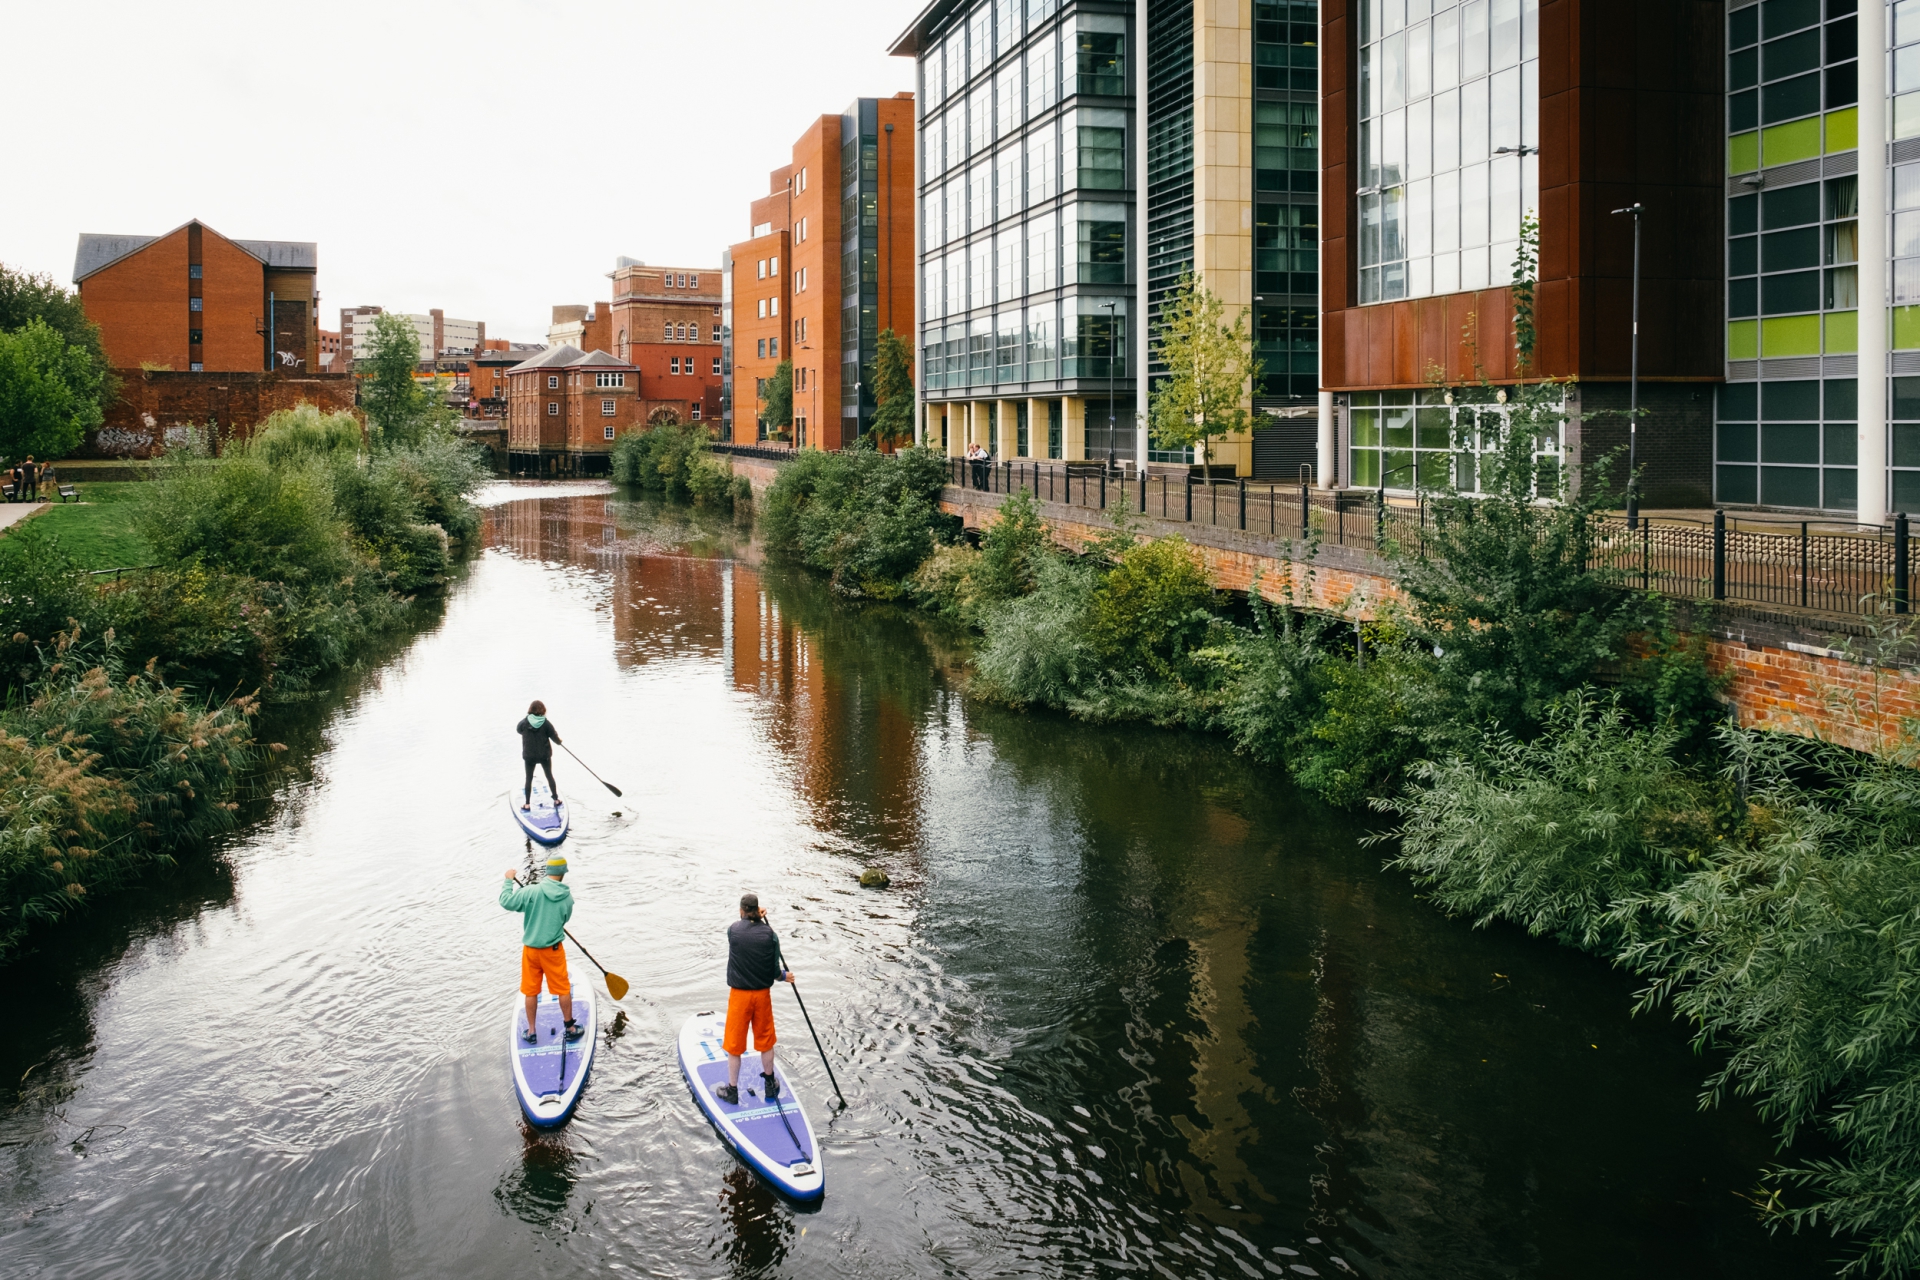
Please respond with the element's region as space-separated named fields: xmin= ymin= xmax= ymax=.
xmin=942 ymin=485 xmax=1920 ymax=756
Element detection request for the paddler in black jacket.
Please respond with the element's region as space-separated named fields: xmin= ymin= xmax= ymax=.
xmin=716 ymin=893 xmax=794 ymax=1105
xmin=516 ymin=699 xmax=561 ymax=811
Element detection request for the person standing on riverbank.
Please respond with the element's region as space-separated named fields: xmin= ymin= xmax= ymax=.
xmin=501 ymin=857 xmax=583 ymax=1042
xmin=717 ymin=893 xmax=794 ymax=1105
xmin=516 ymin=700 xmax=561 ymax=810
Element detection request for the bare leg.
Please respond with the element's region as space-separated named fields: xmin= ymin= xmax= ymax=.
xmin=561 ymin=994 xmax=575 ymax=1024
xmin=760 ymin=1046 xmax=775 ymax=1079
xmin=524 ymin=993 xmax=538 ymax=1038
xmin=727 ymin=1053 xmax=742 ymax=1087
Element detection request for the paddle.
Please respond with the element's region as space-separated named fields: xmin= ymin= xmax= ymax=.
xmin=776 ymin=941 xmax=846 ymax=1110
xmin=559 ymin=743 xmax=622 ymax=797
xmin=565 ymin=928 xmax=630 ymax=1002
xmin=514 ymin=871 xmax=630 ymax=1001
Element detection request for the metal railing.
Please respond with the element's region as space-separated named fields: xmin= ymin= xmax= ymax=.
xmin=947 ymin=457 xmax=1920 ymax=620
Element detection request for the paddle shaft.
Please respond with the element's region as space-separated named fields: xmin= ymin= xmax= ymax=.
xmin=777 ymin=945 xmax=846 ymax=1109
xmin=565 ymin=927 xmax=630 ymax=1001
xmin=558 ymin=743 xmax=622 ymax=797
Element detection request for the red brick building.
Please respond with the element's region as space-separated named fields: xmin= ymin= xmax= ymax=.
xmin=75 ymin=220 xmax=320 ymax=373
xmin=506 ymin=346 xmax=646 ymax=475
xmin=607 ymin=259 xmax=723 ymax=426
xmin=731 ymin=174 xmax=793 ymax=441
xmin=728 ymin=96 xmax=915 ymax=451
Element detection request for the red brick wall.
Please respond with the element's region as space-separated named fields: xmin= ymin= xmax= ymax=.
xmin=729 ymin=230 xmax=792 ymax=437
xmin=199 ymin=229 xmax=266 ymax=373
xmin=789 ymin=115 xmax=843 ymax=450
xmin=83 ymin=369 xmax=357 ymax=457
xmin=80 ymin=226 xmax=193 ymax=370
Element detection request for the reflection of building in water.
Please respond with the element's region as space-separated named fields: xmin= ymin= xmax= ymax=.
xmin=726 ymin=563 xmax=924 ymax=855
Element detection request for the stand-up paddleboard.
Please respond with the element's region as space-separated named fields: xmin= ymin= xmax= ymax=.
xmin=677 ymin=1011 xmax=824 ymax=1201
xmin=511 ymin=771 xmax=569 ymax=846
xmin=511 ymin=988 xmax=596 ymax=1128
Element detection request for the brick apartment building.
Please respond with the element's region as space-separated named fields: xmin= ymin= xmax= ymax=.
xmin=506 ymin=346 xmax=645 ymax=475
xmin=607 ymin=258 xmax=723 ymax=426
xmin=317 ymin=328 xmax=342 ymax=370
xmin=729 ymin=97 xmax=915 ymax=450
xmin=75 ymin=219 xmax=321 ymax=373
xmin=469 ymin=339 xmax=546 ymax=417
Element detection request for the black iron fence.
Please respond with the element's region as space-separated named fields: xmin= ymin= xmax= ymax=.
xmin=948 ymin=457 xmax=1920 ymax=620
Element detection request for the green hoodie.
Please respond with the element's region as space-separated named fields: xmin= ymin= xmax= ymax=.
xmin=499 ymin=876 xmax=573 ymax=948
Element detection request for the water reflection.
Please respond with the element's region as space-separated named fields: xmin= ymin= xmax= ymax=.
xmin=0 ymin=485 xmax=1839 ymax=1280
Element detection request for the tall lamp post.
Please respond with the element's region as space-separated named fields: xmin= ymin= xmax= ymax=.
xmin=1611 ymin=202 xmax=1644 ymax=528
xmin=1101 ymin=299 xmax=1118 ymax=469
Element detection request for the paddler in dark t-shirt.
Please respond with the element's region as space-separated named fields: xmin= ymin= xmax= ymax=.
xmin=516 ymin=699 xmax=561 ymax=811
xmin=716 ymin=893 xmax=794 ymax=1105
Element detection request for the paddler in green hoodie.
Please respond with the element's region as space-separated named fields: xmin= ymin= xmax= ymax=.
xmin=501 ymin=857 xmax=584 ymax=1043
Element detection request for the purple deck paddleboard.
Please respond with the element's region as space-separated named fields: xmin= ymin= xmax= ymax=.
xmin=510 ymin=988 xmax=596 ymax=1127
xmin=677 ymin=1011 xmax=824 ymax=1201
xmin=511 ymin=772 xmax=569 ymax=847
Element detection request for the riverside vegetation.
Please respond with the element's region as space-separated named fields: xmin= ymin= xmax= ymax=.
xmin=610 ymin=416 xmax=750 ymax=511
xmin=760 ymin=392 xmax=1920 ymax=1273
xmin=0 ymin=312 xmax=486 ymax=960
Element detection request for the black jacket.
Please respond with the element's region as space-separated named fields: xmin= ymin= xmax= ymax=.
xmin=726 ymin=917 xmax=784 ymax=990
xmin=516 ymin=717 xmax=560 ymax=762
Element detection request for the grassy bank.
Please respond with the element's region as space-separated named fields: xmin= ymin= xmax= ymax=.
xmin=0 ymin=404 xmax=486 ymax=959
xmin=759 ymin=434 xmax=1920 ymax=1274
xmin=19 ymin=481 xmax=153 ymax=569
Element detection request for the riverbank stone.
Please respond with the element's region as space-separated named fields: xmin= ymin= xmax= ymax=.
xmin=858 ymin=867 xmax=890 ymax=889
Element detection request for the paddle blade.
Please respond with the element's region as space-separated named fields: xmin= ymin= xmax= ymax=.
xmin=605 ymin=972 xmax=630 ymax=1001
xmin=601 ymin=780 xmax=623 ymax=797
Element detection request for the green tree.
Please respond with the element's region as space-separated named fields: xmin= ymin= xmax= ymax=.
xmin=761 ymin=359 xmax=793 ymax=435
xmin=870 ymin=329 xmax=915 ymax=448
xmin=1148 ymin=271 xmax=1262 ymax=479
xmin=0 ymin=264 xmax=115 ymax=411
xmin=0 ymin=319 xmax=105 ymax=460
xmin=359 ymin=312 xmax=443 ymax=447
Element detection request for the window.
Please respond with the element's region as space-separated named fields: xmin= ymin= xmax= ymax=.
xmin=757 ymin=299 xmax=767 ymax=319
xmin=676 ymin=323 xmax=687 ymax=340
xmin=1256 ymin=202 xmax=1320 ymax=297
xmin=595 ymin=371 xmax=626 ymax=387
xmin=691 ymin=274 xmax=699 ymax=288
xmin=605 ymin=425 xmax=616 ymax=439
xmin=770 ymin=336 xmax=779 ymax=358
xmin=602 ymin=399 xmax=616 ymax=416
xmin=770 ymin=297 xmax=779 ymax=316
xmin=758 ymin=338 xmax=768 ymax=358
xmin=679 ymin=273 xmax=688 ymax=287
xmin=691 ymin=403 xmax=702 ymax=420
xmin=189 ymin=361 xmax=204 ymax=371
xmin=1076 ymin=211 xmax=1127 ymax=284
xmin=796 ymin=267 xmax=806 ymax=291
xmin=758 ymin=259 xmax=767 ymax=279
xmin=672 ymin=357 xmax=681 ymax=374
xmin=1077 ymin=25 xmax=1125 ymax=95
xmin=711 ymin=357 xmax=721 ymax=374
xmin=771 ymin=255 xmax=779 ymax=273
xmin=189 ymin=328 xmax=203 ymax=344
xmin=548 ymin=375 xmax=559 ymax=389
xmin=189 ymin=297 xmax=203 ymax=312
xmin=1073 ymin=117 xmax=1127 ymax=190
xmin=800 ymin=166 xmax=807 ymax=192
xmin=548 ymin=402 xmax=559 ymax=416
xmin=1356 ymin=0 xmax=1540 ymax=303
xmin=188 ymin=264 xmax=202 ymax=279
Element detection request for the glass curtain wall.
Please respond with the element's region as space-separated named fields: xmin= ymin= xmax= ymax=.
xmin=1348 ymin=391 xmax=1560 ymax=494
xmin=1253 ymin=1 xmax=1320 ymax=406
xmin=842 ymin=101 xmax=881 ymax=437
xmin=1354 ymin=0 xmax=1539 ymax=303
xmin=1718 ymin=0 xmax=1865 ymax=511
xmin=916 ymin=0 xmax=1132 ymax=449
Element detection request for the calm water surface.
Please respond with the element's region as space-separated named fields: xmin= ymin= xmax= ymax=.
xmin=0 ymin=483 xmax=1836 ymax=1278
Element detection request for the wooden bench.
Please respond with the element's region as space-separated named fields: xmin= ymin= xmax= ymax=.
xmin=0 ymin=482 xmax=11 ymax=502
xmin=57 ymin=483 xmax=78 ymax=502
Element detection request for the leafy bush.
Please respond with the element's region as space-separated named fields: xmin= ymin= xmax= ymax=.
xmin=1621 ymin=730 xmax=1920 ymax=1276
xmin=611 ymin=421 xmax=739 ymax=510
xmin=911 ymin=489 xmax=1050 ymax=622
xmin=761 ymin=448 xmax=954 ymax=596
xmin=1084 ymin=535 xmax=1217 ymax=680
xmin=0 ymin=629 xmax=259 ymax=960
xmin=969 ymin=553 xmax=1101 ymax=705
xmin=1378 ymin=692 xmax=1708 ymax=951
xmin=138 ymin=450 xmax=351 ymax=586
xmin=1206 ymin=588 xmax=1329 ymax=765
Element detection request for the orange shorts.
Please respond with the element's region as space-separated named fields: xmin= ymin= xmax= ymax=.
xmin=520 ymin=943 xmax=570 ymax=998
xmin=722 ymin=986 xmax=776 ymax=1056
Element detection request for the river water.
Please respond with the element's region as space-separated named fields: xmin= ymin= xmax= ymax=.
xmin=0 ymin=484 xmax=1835 ymax=1279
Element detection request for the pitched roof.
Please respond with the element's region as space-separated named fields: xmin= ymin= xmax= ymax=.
xmin=507 ymin=344 xmax=585 ymax=372
xmin=573 ymin=349 xmax=633 ymax=368
xmin=73 ymin=233 xmax=157 ymax=282
xmin=73 ymin=221 xmax=317 ymax=283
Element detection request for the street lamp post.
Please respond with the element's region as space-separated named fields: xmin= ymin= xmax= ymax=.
xmin=1611 ymin=202 xmax=1644 ymax=528
xmin=1101 ymin=299 xmax=1118 ymax=469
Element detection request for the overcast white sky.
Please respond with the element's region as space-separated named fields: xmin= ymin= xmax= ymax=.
xmin=1 ymin=0 xmax=917 ymax=344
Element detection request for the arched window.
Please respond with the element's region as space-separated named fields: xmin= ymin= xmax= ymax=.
xmin=663 ymin=323 xmax=673 ymax=341
xmin=676 ymin=323 xmax=686 ymax=341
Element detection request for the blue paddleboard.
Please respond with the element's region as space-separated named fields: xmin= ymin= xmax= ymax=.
xmin=677 ymin=1011 xmax=824 ymax=1201
xmin=511 ymin=987 xmax=596 ymax=1128
xmin=511 ymin=771 xmax=569 ymax=846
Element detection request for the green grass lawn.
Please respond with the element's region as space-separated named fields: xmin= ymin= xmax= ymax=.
xmin=18 ymin=481 xmax=155 ymax=570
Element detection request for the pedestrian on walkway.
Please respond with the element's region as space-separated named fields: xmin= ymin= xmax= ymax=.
xmin=20 ymin=457 xmax=37 ymax=502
